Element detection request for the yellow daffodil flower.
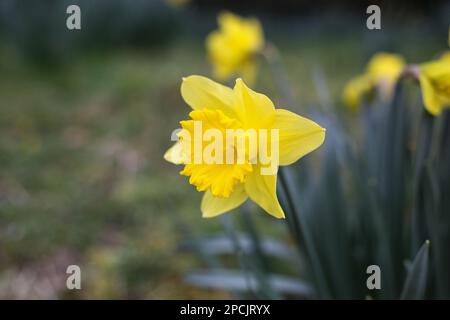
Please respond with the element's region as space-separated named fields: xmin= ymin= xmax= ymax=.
xmin=206 ymin=12 xmax=264 ymax=84
xmin=343 ymin=52 xmax=406 ymax=109
xmin=164 ymin=75 xmax=326 ymax=219
xmin=342 ymin=75 xmax=372 ymax=110
xmin=419 ymin=54 xmax=450 ymax=116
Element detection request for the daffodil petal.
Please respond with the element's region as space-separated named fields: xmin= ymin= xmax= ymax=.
xmin=201 ymin=185 xmax=248 ymax=218
xmin=181 ymin=75 xmax=236 ymax=118
xmin=217 ymin=12 xmax=264 ymax=53
xmin=218 ymin=11 xmax=242 ymax=33
xmin=419 ymin=73 xmax=442 ymax=116
xmin=244 ymin=167 xmax=285 ymax=219
xmin=233 ymin=78 xmax=275 ymax=128
xmin=342 ymin=75 xmax=372 ymax=109
xmin=206 ymin=31 xmax=235 ymax=81
xmin=366 ymin=52 xmax=405 ymax=82
xmin=164 ymin=142 xmax=184 ymax=164
xmin=419 ymin=59 xmax=450 ymax=116
xmin=273 ymin=109 xmax=326 ymax=166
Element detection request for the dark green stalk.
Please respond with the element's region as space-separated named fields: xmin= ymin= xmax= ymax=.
xmin=411 ymin=110 xmax=434 ymax=253
xmin=240 ymin=206 xmax=271 ymax=273
xmin=278 ymin=168 xmax=331 ymax=299
xmin=260 ymin=43 xmax=299 ymax=110
xmin=261 ymin=43 xmax=331 ymax=298
xmin=221 ymin=215 xmax=279 ymax=299
xmin=379 ymin=81 xmax=408 ymax=296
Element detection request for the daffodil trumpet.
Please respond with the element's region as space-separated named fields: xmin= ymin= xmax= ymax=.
xmin=174 ymin=122 xmax=280 ymax=176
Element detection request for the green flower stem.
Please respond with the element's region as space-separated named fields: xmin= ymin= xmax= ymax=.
xmin=278 ymin=165 xmax=331 ymax=298
xmin=262 ymin=43 xmax=331 ymax=298
xmin=260 ymin=42 xmax=298 ymax=109
xmin=411 ymin=110 xmax=434 ymax=252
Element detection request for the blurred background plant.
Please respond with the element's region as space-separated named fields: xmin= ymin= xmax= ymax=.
xmin=0 ymin=0 xmax=449 ymax=299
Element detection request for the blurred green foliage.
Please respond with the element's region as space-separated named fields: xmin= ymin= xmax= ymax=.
xmin=0 ymin=0 xmax=181 ymax=65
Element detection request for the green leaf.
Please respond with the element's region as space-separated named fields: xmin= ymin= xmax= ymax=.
xmin=400 ymin=240 xmax=430 ymax=300
xmin=179 ymin=234 xmax=301 ymax=265
xmin=185 ymin=269 xmax=313 ymax=297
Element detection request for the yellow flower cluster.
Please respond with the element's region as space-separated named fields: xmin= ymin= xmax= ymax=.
xmin=343 ymin=28 xmax=450 ymax=116
xmin=206 ymin=12 xmax=264 ymax=84
xmin=343 ymin=53 xmax=406 ymax=110
xmin=164 ymin=12 xmax=449 ymax=219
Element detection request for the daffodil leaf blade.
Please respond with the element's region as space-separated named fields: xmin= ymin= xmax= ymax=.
xmin=185 ymin=269 xmax=313 ymax=297
xmin=178 ymin=234 xmax=301 ymax=265
xmin=400 ymin=241 xmax=430 ymax=300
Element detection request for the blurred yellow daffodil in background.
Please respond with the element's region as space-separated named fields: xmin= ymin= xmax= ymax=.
xmin=164 ymin=76 xmax=325 ymax=219
xmin=206 ymin=12 xmax=264 ymax=84
xmin=419 ymin=53 xmax=450 ymax=116
xmin=342 ymin=75 xmax=372 ymax=110
xmin=343 ymin=52 xmax=406 ymax=109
